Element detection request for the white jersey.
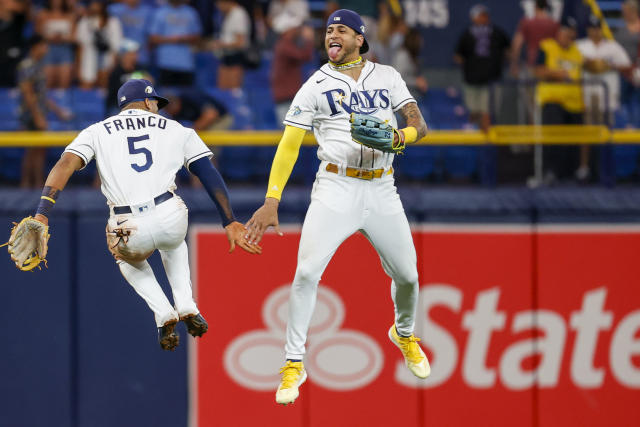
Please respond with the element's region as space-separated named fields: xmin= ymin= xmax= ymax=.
xmin=576 ymin=38 xmax=631 ymax=111
xmin=284 ymin=60 xmax=415 ymax=170
xmin=65 ymin=108 xmax=212 ymax=206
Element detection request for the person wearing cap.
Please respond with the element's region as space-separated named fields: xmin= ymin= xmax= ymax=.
xmin=28 ymin=78 xmax=261 ymax=351
xmin=454 ymin=4 xmax=511 ymax=132
xmin=245 ymin=8 xmax=430 ymax=405
xmin=576 ymin=15 xmax=631 ymax=181
xmin=535 ymin=20 xmax=584 ymax=184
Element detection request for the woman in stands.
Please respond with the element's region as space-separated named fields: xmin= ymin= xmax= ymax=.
xmin=36 ymin=0 xmax=77 ymax=89
xmin=76 ymin=0 xmax=123 ymax=88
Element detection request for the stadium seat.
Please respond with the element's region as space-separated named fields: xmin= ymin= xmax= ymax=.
xmin=71 ymin=88 xmax=106 ymax=129
xmin=246 ymin=87 xmax=277 ymax=130
xmin=195 ymin=51 xmax=218 ymax=91
xmin=444 ymin=146 xmax=479 ymax=180
xmin=613 ymin=145 xmax=640 ymax=179
xmin=0 ymin=88 xmax=21 ymax=131
xmin=0 ymin=148 xmax=25 ymax=183
xmin=203 ymin=87 xmax=253 ymax=130
xmin=395 ymin=146 xmax=441 ymax=181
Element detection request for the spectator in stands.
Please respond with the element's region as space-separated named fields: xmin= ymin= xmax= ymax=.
xmin=616 ymin=0 xmax=640 ymax=116
xmin=108 ymin=0 xmax=153 ymax=68
xmin=454 ymin=4 xmax=510 ymax=132
xmin=163 ymin=88 xmax=231 ymax=131
xmin=267 ymin=0 xmax=309 ymax=35
xmin=373 ymin=1 xmax=406 ymax=65
xmin=535 ymin=21 xmax=584 ymax=183
xmin=577 ymin=16 xmax=631 ymax=181
xmin=17 ymin=35 xmax=72 ymax=188
xmin=76 ymin=0 xmax=123 ymax=89
xmin=616 ymin=0 xmax=640 ymax=63
xmin=392 ymin=28 xmax=428 ymax=102
xmin=510 ymin=0 xmax=559 ymax=77
xmin=211 ymin=0 xmax=250 ymax=90
xmin=106 ymin=38 xmax=142 ymax=115
xmin=149 ymin=0 xmax=201 ymax=87
xmin=0 ymin=0 xmax=27 ymax=87
xmin=36 ymin=0 xmax=77 ymax=89
xmin=271 ymin=24 xmax=314 ymax=126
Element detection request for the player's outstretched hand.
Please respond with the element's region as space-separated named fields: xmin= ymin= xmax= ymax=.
xmin=225 ymin=221 xmax=262 ymax=255
xmin=245 ymin=197 xmax=282 ymax=245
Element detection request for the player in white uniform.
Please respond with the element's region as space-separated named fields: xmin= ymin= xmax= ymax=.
xmin=30 ymin=79 xmax=260 ymax=351
xmin=245 ymin=9 xmax=431 ymax=404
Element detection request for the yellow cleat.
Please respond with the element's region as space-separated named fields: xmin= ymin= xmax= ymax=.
xmin=388 ymin=325 xmax=431 ymax=379
xmin=275 ymin=360 xmax=307 ymax=405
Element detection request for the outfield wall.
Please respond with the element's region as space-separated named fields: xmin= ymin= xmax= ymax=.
xmin=1 ymin=187 xmax=639 ymax=427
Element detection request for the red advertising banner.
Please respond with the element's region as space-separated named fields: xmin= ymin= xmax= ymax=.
xmin=191 ymin=225 xmax=640 ymax=427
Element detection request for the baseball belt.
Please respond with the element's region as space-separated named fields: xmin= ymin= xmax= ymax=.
xmin=325 ymin=163 xmax=393 ymax=180
xmin=113 ymin=191 xmax=174 ymax=215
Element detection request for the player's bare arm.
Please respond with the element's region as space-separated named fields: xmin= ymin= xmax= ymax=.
xmin=399 ymin=102 xmax=428 ymax=143
xmin=34 ymin=152 xmax=84 ymax=225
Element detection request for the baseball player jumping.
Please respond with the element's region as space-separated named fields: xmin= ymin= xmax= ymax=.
xmin=246 ymin=9 xmax=430 ymax=405
xmin=4 ymin=79 xmax=261 ymax=351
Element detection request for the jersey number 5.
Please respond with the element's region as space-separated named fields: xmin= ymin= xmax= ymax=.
xmin=128 ymin=134 xmax=153 ymax=172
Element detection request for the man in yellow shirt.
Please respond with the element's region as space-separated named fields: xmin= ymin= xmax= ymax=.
xmin=535 ymin=20 xmax=584 ymax=182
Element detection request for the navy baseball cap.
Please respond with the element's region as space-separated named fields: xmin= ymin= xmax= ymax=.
xmin=117 ymin=79 xmax=169 ymax=110
xmin=326 ymin=9 xmax=369 ymax=54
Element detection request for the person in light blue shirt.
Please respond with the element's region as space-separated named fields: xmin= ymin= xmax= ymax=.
xmin=108 ymin=0 xmax=154 ymax=67
xmin=149 ymin=0 xmax=202 ymax=86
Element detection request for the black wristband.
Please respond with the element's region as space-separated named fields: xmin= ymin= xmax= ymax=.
xmin=35 ymin=186 xmax=60 ymax=218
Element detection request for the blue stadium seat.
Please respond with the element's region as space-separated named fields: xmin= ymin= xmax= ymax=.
xmin=195 ymin=51 xmax=218 ymax=91
xmin=0 ymin=88 xmax=21 ymax=130
xmin=243 ymin=52 xmax=272 ymax=90
xmin=444 ymin=147 xmax=479 ymax=180
xmin=613 ymin=145 xmax=640 ymax=179
xmin=395 ymin=146 xmax=440 ymax=181
xmin=71 ymin=88 xmax=105 ymax=129
xmin=218 ymin=146 xmax=254 ymax=181
xmin=0 ymin=148 xmax=25 ymax=182
xmin=247 ymin=87 xmax=277 ymax=130
xmin=203 ymin=88 xmax=253 ymax=130
xmin=47 ymin=89 xmax=74 ymax=131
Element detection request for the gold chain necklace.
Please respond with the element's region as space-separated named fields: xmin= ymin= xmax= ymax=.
xmin=328 ymin=56 xmax=364 ymax=71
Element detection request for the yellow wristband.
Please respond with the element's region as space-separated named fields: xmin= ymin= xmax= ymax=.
xmin=41 ymin=196 xmax=56 ymax=204
xmin=400 ymin=126 xmax=418 ymax=143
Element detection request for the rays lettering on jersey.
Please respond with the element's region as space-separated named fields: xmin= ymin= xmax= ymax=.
xmin=103 ymin=116 xmax=167 ymax=134
xmin=322 ymin=88 xmax=390 ymax=116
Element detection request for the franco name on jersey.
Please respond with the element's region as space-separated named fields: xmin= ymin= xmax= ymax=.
xmin=102 ymin=115 xmax=168 ymax=135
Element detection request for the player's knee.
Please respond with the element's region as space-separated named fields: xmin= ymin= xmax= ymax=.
xmin=293 ymin=262 xmax=322 ymax=286
xmin=394 ymin=269 xmax=419 ymax=288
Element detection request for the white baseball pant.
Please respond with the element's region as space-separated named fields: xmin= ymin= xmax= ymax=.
xmin=285 ymin=162 xmax=419 ymax=360
xmin=106 ymin=195 xmax=199 ymax=327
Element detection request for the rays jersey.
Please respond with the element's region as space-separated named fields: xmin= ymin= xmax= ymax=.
xmin=283 ymin=60 xmax=415 ymax=170
xmin=64 ymin=108 xmax=212 ymax=206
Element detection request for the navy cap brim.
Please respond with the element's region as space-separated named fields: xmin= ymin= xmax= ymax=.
xmin=361 ymin=38 xmax=369 ymax=54
xmin=155 ymin=96 xmax=169 ymax=110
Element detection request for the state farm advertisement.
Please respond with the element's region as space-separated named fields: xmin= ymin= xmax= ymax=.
xmin=191 ymin=225 xmax=640 ymax=427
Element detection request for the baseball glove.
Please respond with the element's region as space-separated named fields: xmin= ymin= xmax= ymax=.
xmin=0 ymin=216 xmax=50 ymax=271
xmin=350 ymin=113 xmax=406 ymax=154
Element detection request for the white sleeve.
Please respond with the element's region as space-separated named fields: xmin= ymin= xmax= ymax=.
xmin=283 ymin=80 xmax=316 ymax=130
xmin=64 ymin=128 xmax=96 ymax=170
xmin=183 ymin=128 xmax=213 ymax=169
xmin=389 ymin=67 xmax=415 ymax=112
